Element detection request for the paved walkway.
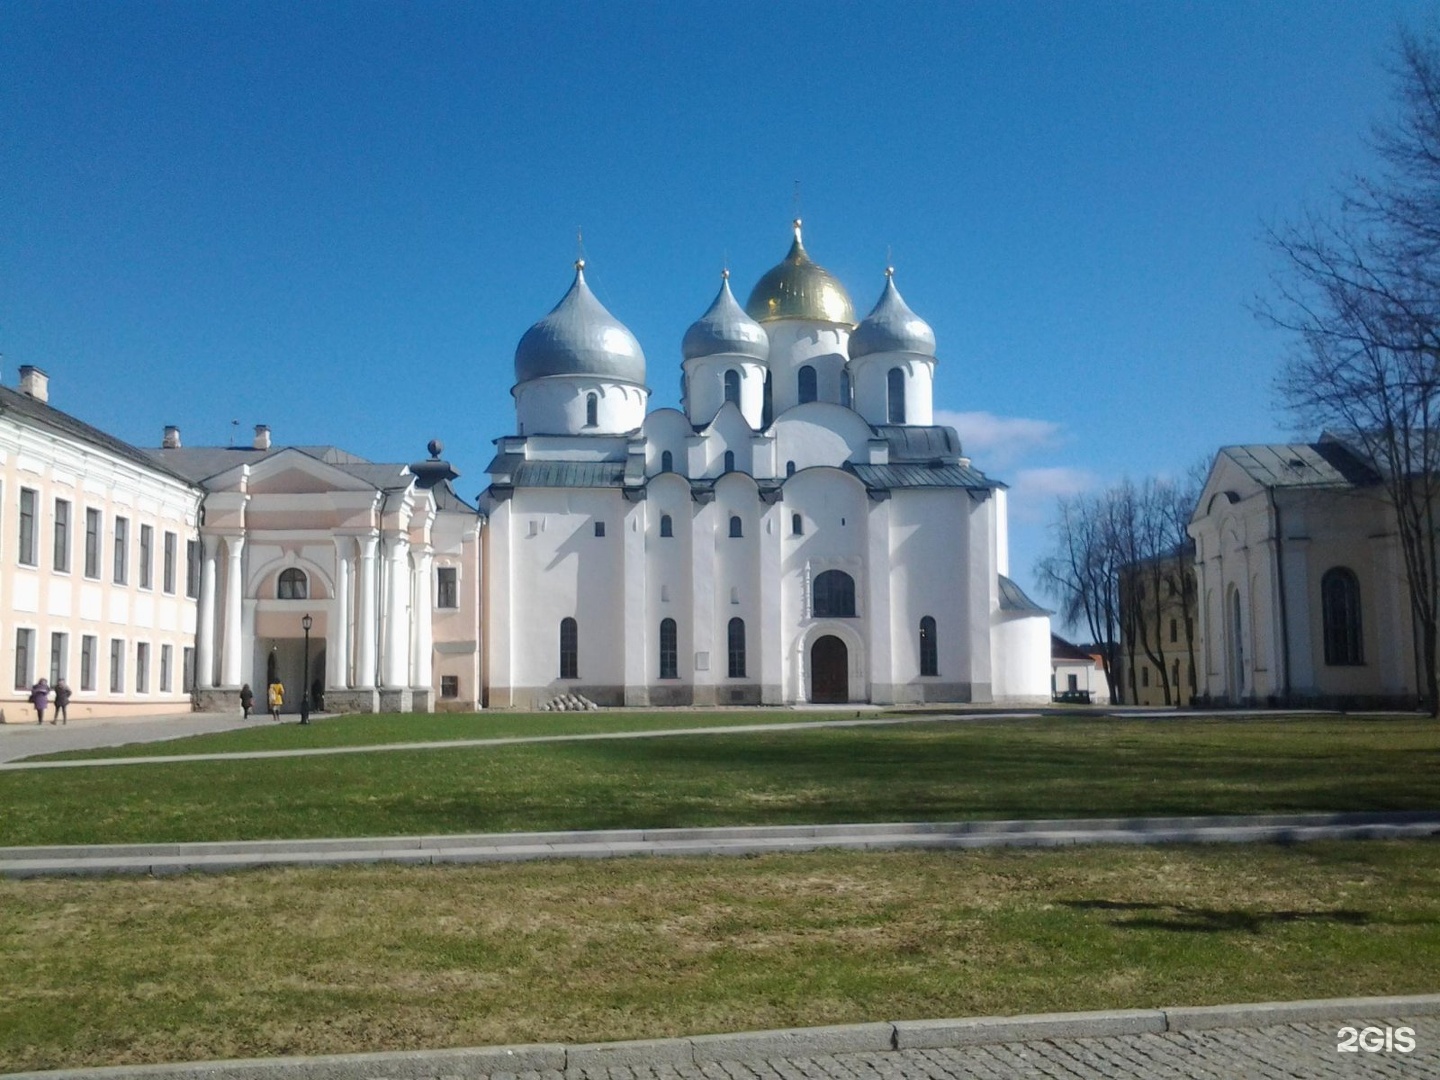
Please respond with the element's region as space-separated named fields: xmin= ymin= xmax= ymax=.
xmin=0 ymin=708 xmax=255 ymax=764
xmin=10 ymin=999 xmax=1439 ymax=1079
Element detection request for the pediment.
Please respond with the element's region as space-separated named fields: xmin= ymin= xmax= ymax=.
xmin=241 ymin=449 xmax=386 ymax=495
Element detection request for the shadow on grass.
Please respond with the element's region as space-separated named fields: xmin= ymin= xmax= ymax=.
xmin=1060 ymin=898 xmax=1375 ymax=933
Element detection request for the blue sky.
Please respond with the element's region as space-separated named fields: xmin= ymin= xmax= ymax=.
xmin=2 ymin=1 xmax=1431 ymax=612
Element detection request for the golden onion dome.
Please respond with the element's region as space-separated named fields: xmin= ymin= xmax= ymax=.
xmin=744 ymin=220 xmax=855 ymax=325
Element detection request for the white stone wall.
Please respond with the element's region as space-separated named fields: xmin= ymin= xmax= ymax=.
xmin=514 ymin=376 xmax=648 ymax=436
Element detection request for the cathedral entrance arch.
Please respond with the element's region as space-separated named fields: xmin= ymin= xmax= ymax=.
xmin=810 ymin=635 xmax=849 ymax=703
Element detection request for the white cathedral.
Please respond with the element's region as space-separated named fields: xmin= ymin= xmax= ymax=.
xmin=481 ymin=222 xmax=1051 ymax=708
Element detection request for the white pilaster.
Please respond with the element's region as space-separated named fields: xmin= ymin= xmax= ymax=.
xmin=330 ymin=538 xmax=353 ymax=689
xmin=196 ymin=533 xmax=219 ymax=687
xmin=220 ymin=534 xmax=245 ymax=687
xmin=413 ymin=546 xmax=434 ymax=689
xmin=622 ymin=501 xmax=647 ymax=704
xmin=383 ymin=532 xmax=410 ymax=687
xmin=866 ymin=497 xmax=894 ymax=702
xmin=355 ymin=534 xmax=378 ymax=689
xmin=758 ymin=498 xmax=784 ymax=703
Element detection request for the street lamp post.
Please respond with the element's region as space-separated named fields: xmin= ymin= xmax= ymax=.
xmin=300 ymin=614 xmax=313 ymax=725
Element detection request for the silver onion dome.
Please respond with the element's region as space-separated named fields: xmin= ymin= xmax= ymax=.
xmin=514 ymin=261 xmax=647 ymax=386
xmin=682 ymin=270 xmax=770 ymax=362
xmin=849 ymin=268 xmax=936 ymax=359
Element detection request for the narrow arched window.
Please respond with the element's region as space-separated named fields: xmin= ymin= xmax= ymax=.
xmin=840 ymin=368 xmax=851 ymax=407
xmin=559 ymin=617 xmax=578 ymax=679
xmin=887 ymin=368 xmax=906 ymax=424
xmin=724 ymin=450 xmax=735 ymax=473
xmin=659 ymin=618 xmax=678 ymax=679
xmin=729 ymin=515 xmax=743 ymax=538
xmin=786 ymin=460 xmax=796 ymax=476
xmin=728 ymin=617 xmax=746 ymax=678
xmin=659 ymin=514 xmax=673 ymax=538
xmin=919 ymin=615 xmax=938 ymax=676
xmin=813 ymin=569 xmax=856 ymax=617
xmin=723 ymin=369 xmax=741 ymax=406
xmin=661 ymin=450 xmax=673 ymax=472
xmin=1322 ymin=567 xmax=1364 ymax=665
xmin=585 ymin=393 xmax=598 ymax=427
xmin=798 ymin=365 xmax=817 ymax=404
xmin=278 ymin=567 xmax=308 ymax=600
xmin=792 ymin=513 xmax=803 ymax=536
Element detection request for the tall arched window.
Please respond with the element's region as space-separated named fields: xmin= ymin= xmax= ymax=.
xmin=659 ymin=514 xmax=673 ymax=538
xmin=798 ymin=365 xmax=817 ymax=404
xmin=792 ymin=513 xmax=804 ymax=536
xmin=1322 ymin=567 xmax=1364 ymax=665
xmin=585 ymin=393 xmax=598 ymax=427
xmin=919 ymin=615 xmax=938 ymax=676
xmin=729 ymin=515 xmax=743 ymax=538
xmin=278 ymin=567 xmax=308 ymax=600
xmin=728 ymin=617 xmax=746 ymax=678
xmin=723 ymin=369 xmax=741 ymax=406
xmin=887 ymin=367 xmax=906 ymax=423
xmin=724 ymin=450 xmax=735 ymax=473
xmin=661 ymin=450 xmax=673 ymax=472
xmin=559 ymin=617 xmax=578 ymax=679
xmin=659 ymin=618 xmax=678 ymax=679
xmin=813 ymin=569 xmax=856 ymax=617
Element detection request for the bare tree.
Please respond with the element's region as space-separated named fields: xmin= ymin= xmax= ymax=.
xmin=1264 ymin=30 xmax=1440 ymax=715
xmin=1036 ymin=490 xmax=1124 ymax=702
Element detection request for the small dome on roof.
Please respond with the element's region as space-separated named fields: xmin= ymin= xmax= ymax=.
xmin=745 ymin=220 xmax=855 ymax=325
xmin=683 ymin=271 xmax=770 ymax=362
xmin=514 ymin=262 xmax=646 ymax=387
xmin=849 ymin=269 xmax=936 ymax=360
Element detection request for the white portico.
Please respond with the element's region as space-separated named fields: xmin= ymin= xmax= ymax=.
xmin=154 ymin=432 xmax=481 ymax=713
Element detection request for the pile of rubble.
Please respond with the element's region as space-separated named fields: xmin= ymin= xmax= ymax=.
xmin=539 ymin=693 xmax=599 ymax=712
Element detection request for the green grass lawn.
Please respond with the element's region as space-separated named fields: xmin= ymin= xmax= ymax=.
xmin=2 ymin=715 xmax=1436 ymax=846
xmin=30 ymin=708 xmax=872 ymax=760
xmin=1 ymin=840 xmax=1436 ymax=1072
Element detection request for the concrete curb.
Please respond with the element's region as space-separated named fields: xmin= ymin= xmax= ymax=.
xmin=7 ymin=994 xmax=1440 ymax=1080
xmin=4 ymin=812 xmax=1438 ymax=879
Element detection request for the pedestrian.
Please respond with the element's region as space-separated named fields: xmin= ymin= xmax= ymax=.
xmin=53 ymin=678 xmax=71 ymax=725
xmin=29 ymin=678 xmax=50 ymax=725
xmin=267 ymin=680 xmax=284 ymax=721
xmin=239 ymin=683 xmax=254 ymax=719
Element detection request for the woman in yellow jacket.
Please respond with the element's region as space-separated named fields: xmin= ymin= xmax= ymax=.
xmin=267 ymin=681 xmax=284 ymax=722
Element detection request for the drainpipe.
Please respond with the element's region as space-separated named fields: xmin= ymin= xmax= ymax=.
xmin=1268 ymin=487 xmax=1292 ymax=703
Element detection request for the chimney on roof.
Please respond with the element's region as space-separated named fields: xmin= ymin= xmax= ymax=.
xmin=18 ymin=366 xmax=49 ymax=404
xmin=162 ymin=425 xmax=182 ymax=449
xmin=253 ymin=424 xmax=271 ymax=451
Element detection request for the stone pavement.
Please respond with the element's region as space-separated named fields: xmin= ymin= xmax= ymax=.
xmin=4 ymin=811 xmax=1440 ymax=878
xmin=0 ymin=708 xmax=255 ymax=764
xmin=9 ymin=998 xmax=1439 ymax=1079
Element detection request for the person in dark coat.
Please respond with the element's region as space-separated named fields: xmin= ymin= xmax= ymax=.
xmin=239 ymin=684 xmax=254 ymax=719
xmin=53 ymin=679 xmax=71 ymax=725
xmin=29 ymin=679 xmax=50 ymax=725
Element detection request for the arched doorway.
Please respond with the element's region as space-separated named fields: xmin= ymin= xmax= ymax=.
xmin=810 ymin=635 xmax=848 ymax=703
xmin=1227 ymin=587 xmax=1245 ymax=703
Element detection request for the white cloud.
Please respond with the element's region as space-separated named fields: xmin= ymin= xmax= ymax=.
xmin=935 ymin=410 xmax=1062 ymax=470
xmin=1006 ymin=467 xmax=1100 ymax=524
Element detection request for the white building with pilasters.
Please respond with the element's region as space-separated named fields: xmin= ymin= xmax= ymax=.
xmin=153 ymin=432 xmax=481 ymax=714
xmin=482 ymin=222 xmax=1051 ymax=708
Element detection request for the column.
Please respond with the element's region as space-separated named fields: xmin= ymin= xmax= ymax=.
xmin=330 ymin=538 xmax=352 ymax=689
xmin=413 ymin=545 xmax=433 ymax=689
xmin=196 ymin=533 xmax=219 ymax=687
xmin=355 ymin=534 xmax=378 ymax=689
xmin=865 ymin=496 xmax=893 ymax=703
xmin=758 ymin=498 xmax=784 ymax=703
xmin=220 ymin=534 xmax=245 ymax=687
xmin=383 ymin=532 xmax=410 ymax=687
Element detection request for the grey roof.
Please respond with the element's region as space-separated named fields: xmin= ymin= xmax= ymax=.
xmin=873 ymin=424 xmax=963 ymax=462
xmin=1222 ymin=441 xmax=1380 ymax=489
xmin=507 ymin=461 xmax=629 ymax=488
xmin=514 ymin=265 xmax=646 ymax=387
xmin=1051 ymin=634 xmax=1096 ymax=661
xmin=148 ymin=445 xmax=411 ymax=492
xmin=0 ymin=385 xmax=193 ymax=484
xmin=849 ymin=273 xmax=936 ymax=360
xmin=848 ymin=462 xmax=995 ymax=491
xmin=682 ymin=274 xmax=770 ymax=363
xmin=999 ymin=575 xmax=1050 ymax=614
